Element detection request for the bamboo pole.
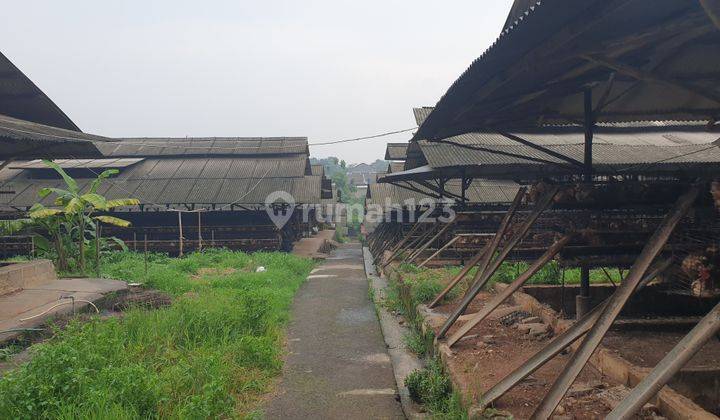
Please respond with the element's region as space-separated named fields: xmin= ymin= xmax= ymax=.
xmin=447 ymin=234 xmax=573 ymax=347
xmin=531 ymin=187 xmax=699 ymax=420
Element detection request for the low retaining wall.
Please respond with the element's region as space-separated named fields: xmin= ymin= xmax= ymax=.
xmin=0 ymin=260 xmax=56 ymax=296
xmin=499 ymin=283 xmax=717 ymax=420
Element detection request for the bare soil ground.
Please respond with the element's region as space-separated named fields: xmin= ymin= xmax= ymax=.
xmin=602 ymin=329 xmax=720 ymax=369
xmin=433 ymin=291 xmax=619 ymax=419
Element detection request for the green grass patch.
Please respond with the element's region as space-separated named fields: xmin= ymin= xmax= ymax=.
xmin=0 ymin=249 xmax=313 ymax=419
xmin=405 ymin=359 xmax=467 ymax=419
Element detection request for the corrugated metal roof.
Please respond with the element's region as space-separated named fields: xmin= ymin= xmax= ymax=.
xmin=99 ymin=137 xmax=309 ymax=157
xmin=417 ymin=129 xmax=720 ymax=171
xmin=367 ymin=178 xmax=519 ymax=207
xmin=0 ymin=113 xmax=116 ymax=159
xmin=310 ymin=164 xmax=325 ymax=177
xmin=0 ymin=155 xmax=322 ymax=208
xmin=388 ymin=161 xmax=405 ymax=173
xmin=384 ymin=143 xmax=410 ymax=160
xmin=416 ymin=0 xmax=720 ymax=140
xmin=0 ymin=52 xmax=78 ymax=131
xmin=10 ymin=158 xmax=143 ymax=169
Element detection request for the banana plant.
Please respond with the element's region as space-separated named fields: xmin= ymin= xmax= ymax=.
xmin=34 ymin=160 xmax=139 ymax=272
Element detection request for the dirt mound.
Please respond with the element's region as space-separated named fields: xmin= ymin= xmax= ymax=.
xmin=192 ymin=267 xmax=237 ymax=279
xmin=111 ymin=289 xmax=173 ymax=311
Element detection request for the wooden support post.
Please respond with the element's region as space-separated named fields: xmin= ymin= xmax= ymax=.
xmin=197 ymin=211 xmax=203 ymax=251
xmin=95 ymin=223 xmax=101 ymax=277
xmin=700 ymin=0 xmax=720 ymax=30
xmin=428 ymin=187 xmax=526 ymax=308
xmin=419 ymin=235 xmax=460 ymax=268
xmin=211 ymin=230 xmax=215 ymax=247
xmin=438 ymin=187 xmax=558 ymax=339
xmin=407 ymin=220 xmax=455 ymax=264
xmin=447 ymin=234 xmax=573 ymax=347
xmin=480 ymin=260 xmax=671 ymax=408
xmin=381 ymin=221 xmax=423 ymax=268
xmin=133 ymin=232 xmax=137 ymax=252
xmin=144 ymin=233 xmax=148 ymax=280
xmin=607 ymin=301 xmax=720 ymax=419
xmin=178 ymin=211 xmax=184 ymax=257
xmin=400 ymin=223 xmax=438 ymax=264
xmin=532 ymin=187 xmax=699 ymax=420
xmin=576 ymin=264 xmax=591 ymax=319
xmin=583 ymin=88 xmax=594 ymax=182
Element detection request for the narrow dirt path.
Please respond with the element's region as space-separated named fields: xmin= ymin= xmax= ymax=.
xmin=264 ymin=242 xmax=405 ymax=419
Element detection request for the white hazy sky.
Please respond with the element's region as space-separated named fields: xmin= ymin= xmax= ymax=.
xmin=2 ymin=0 xmax=513 ymax=163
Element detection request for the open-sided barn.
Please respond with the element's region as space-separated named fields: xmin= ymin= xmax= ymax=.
xmin=1 ymin=136 xmax=332 ymax=256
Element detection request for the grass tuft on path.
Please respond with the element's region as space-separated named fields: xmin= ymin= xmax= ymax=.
xmin=0 ymin=249 xmax=313 ymax=419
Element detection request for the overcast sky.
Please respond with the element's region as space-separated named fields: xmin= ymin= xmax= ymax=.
xmin=3 ymin=1 xmax=512 ymax=163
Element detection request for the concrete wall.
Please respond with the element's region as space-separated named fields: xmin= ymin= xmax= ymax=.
xmin=0 ymin=260 xmax=56 ymax=296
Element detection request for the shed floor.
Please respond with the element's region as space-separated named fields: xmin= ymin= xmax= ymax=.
xmin=0 ymin=277 xmax=128 ymax=344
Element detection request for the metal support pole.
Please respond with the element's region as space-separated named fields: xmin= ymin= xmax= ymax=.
xmin=531 ymin=187 xmax=699 ymax=420
xmin=607 ymin=301 xmax=720 ymax=419
xmin=447 ymin=234 xmax=573 ymax=347
xmin=429 ymin=187 xmax=526 ymax=308
xmin=438 ymin=187 xmax=558 ymax=339
xmin=419 ymin=235 xmax=460 ymax=268
xmin=583 ymin=88 xmax=594 ymax=182
xmin=481 ymin=260 xmax=672 ymax=408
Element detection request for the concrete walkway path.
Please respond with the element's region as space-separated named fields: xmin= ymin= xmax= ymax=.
xmin=265 ymin=242 xmax=405 ymax=419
